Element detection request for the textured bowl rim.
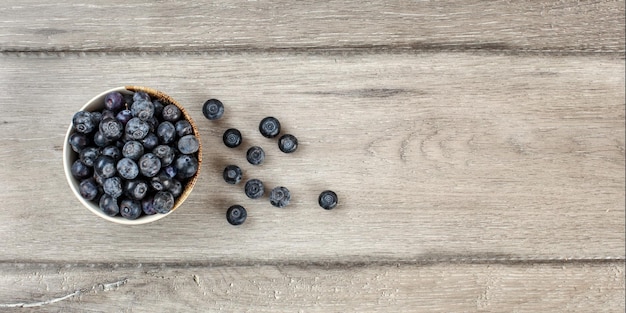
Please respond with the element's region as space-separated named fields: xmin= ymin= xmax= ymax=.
xmin=63 ymin=86 xmax=202 ymax=225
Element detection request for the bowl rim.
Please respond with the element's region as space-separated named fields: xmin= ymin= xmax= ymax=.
xmin=63 ymin=86 xmax=202 ymax=225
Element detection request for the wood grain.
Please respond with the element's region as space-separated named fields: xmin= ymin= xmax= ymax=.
xmin=0 ymin=52 xmax=623 ymax=263
xmin=0 ymin=262 xmax=623 ymax=312
xmin=0 ymin=0 xmax=623 ymax=53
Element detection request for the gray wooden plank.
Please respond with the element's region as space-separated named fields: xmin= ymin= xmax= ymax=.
xmin=0 ymin=262 xmax=624 ymax=312
xmin=0 ymin=0 xmax=623 ymax=53
xmin=0 ymin=52 xmax=623 ymax=263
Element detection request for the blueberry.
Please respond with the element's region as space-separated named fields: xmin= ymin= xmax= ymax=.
xmin=223 ymin=165 xmax=242 ymax=185
xmin=93 ymin=171 xmax=105 ymax=186
xmin=226 ymin=205 xmax=247 ymax=225
xmin=174 ymin=154 xmax=198 ymax=179
xmin=69 ymin=132 xmax=90 ymax=153
xmin=244 ymin=179 xmax=264 ymax=199
xmin=259 ymin=117 xmax=281 ymax=138
xmin=120 ymin=198 xmax=142 ymax=220
xmin=138 ymin=153 xmax=161 ymax=177
xmin=146 ymin=116 xmax=159 ymax=133
xmin=116 ymin=109 xmax=133 ymax=126
xmin=101 ymin=109 xmax=116 ymax=121
xmin=223 ymin=128 xmax=242 ymax=148
xmin=90 ymin=111 xmax=103 ymax=125
xmin=140 ymin=133 xmax=159 ymax=150
xmin=141 ymin=195 xmax=157 ymax=215
xmin=94 ymin=155 xmax=117 ymax=179
xmin=318 ymin=190 xmax=338 ymax=210
xmin=72 ymin=111 xmax=95 ymax=134
xmin=79 ymin=178 xmax=99 ymax=200
xmin=278 ymin=134 xmax=298 ymax=153
xmin=168 ymin=179 xmax=183 ymax=198
xmin=162 ymin=104 xmax=182 ymax=122
xmin=152 ymin=100 xmax=164 ymax=117
xmin=79 ymin=146 xmax=100 ymax=167
xmin=150 ymin=173 xmax=172 ymax=191
xmin=124 ymin=179 xmax=149 ymax=200
xmin=92 ymin=131 xmax=110 ymax=147
xmin=156 ymin=121 xmax=176 ymax=144
xmin=101 ymin=145 xmax=121 ymax=161
xmin=125 ymin=117 xmax=150 ymax=140
xmin=104 ymin=91 xmax=125 ymax=112
xmin=163 ymin=165 xmax=177 ymax=178
xmin=116 ymin=157 xmax=139 ymax=180
xmin=133 ymin=91 xmax=151 ymax=102
xmin=153 ymin=191 xmax=175 ymax=214
xmin=175 ymin=120 xmax=193 ymax=137
xmin=103 ymin=176 xmax=123 ymax=198
xmin=269 ymin=186 xmax=291 ymax=208
xmin=99 ymin=194 xmax=120 ymax=216
xmin=178 ymin=134 xmax=199 ymax=154
xmin=153 ymin=145 xmax=176 ymax=167
xmin=131 ymin=99 xmax=155 ymax=121
xmin=122 ymin=140 xmax=144 ymax=160
xmin=71 ymin=159 xmax=92 ymax=180
xmin=99 ymin=117 xmax=124 ymax=140
xmin=246 ymin=146 xmax=265 ymax=165
xmin=202 ymin=99 xmax=224 ymax=120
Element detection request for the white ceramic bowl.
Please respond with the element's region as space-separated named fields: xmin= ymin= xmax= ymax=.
xmin=63 ymin=86 xmax=202 ymax=225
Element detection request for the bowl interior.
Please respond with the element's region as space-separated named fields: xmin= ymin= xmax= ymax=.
xmin=63 ymin=86 xmax=201 ymax=225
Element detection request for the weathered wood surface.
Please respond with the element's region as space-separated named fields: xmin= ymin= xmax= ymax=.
xmin=0 ymin=0 xmax=624 ymax=311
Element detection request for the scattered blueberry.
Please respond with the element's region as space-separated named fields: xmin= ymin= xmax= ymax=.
xmin=99 ymin=194 xmax=120 ymax=217
xmin=278 ymin=134 xmax=298 ymax=153
xmin=223 ymin=165 xmax=242 ymax=185
xmin=71 ymin=159 xmax=92 ymax=180
xmin=103 ymin=176 xmax=123 ymax=198
xmin=259 ymin=116 xmax=281 ymax=138
xmin=72 ymin=111 xmax=95 ymax=134
xmin=318 ymin=190 xmax=338 ymax=210
xmin=174 ymin=154 xmax=198 ymax=179
xmin=156 ymin=121 xmax=176 ymax=144
xmin=175 ymin=120 xmax=193 ymax=137
xmin=178 ymin=134 xmax=199 ymax=154
xmin=125 ymin=117 xmax=150 ymax=140
xmin=226 ymin=205 xmax=247 ymax=225
xmin=131 ymin=99 xmax=155 ymax=121
xmin=223 ymin=128 xmax=242 ymax=148
xmin=202 ymin=99 xmax=224 ymax=120
xmin=162 ymin=104 xmax=182 ymax=122
xmin=120 ymin=198 xmax=142 ymax=220
xmin=138 ymin=153 xmax=161 ymax=178
xmin=99 ymin=118 xmax=124 ymax=140
xmin=153 ymin=191 xmax=175 ymax=214
xmin=79 ymin=178 xmax=99 ymax=201
xmin=104 ymin=92 xmax=125 ymax=112
xmin=116 ymin=157 xmax=139 ymax=180
xmin=269 ymin=186 xmax=291 ymax=208
xmin=244 ymin=179 xmax=264 ymax=199
xmin=246 ymin=146 xmax=265 ymax=165
xmin=69 ymin=132 xmax=90 ymax=153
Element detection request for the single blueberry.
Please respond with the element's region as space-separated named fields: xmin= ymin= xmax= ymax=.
xmin=269 ymin=186 xmax=291 ymax=208
xmin=116 ymin=157 xmax=139 ymax=180
xmin=120 ymin=198 xmax=142 ymax=220
xmin=150 ymin=174 xmax=172 ymax=191
xmin=139 ymin=153 xmax=161 ymax=177
xmin=244 ymin=179 xmax=264 ymax=199
xmin=101 ymin=109 xmax=116 ymax=121
xmin=72 ymin=111 xmax=95 ymax=134
xmin=122 ymin=140 xmax=144 ymax=161
xmin=92 ymin=131 xmax=110 ymax=147
xmin=94 ymin=155 xmax=117 ymax=179
xmin=152 ymin=100 xmax=164 ymax=117
xmin=259 ymin=117 xmax=281 ymax=138
xmin=246 ymin=146 xmax=265 ymax=165
xmin=178 ymin=134 xmax=199 ymax=154
xmin=124 ymin=179 xmax=149 ymax=200
xmin=99 ymin=194 xmax=120 ymax=216
xmin=162 ymin=104 xmax=182 ymax=122
xmin=104 ymin=91 xmax=125 ymax=112
xmin=168 ymin=179 xmax=183 ymax=198
xmin=79 ymin=178 xmax=99 ymax=201
xmin=318 ymin=190 xmax=338 ymax=210
xmin=153 ymin=191 xmax=175 ymax=214
xmin=141 ymin=195 xmax=157 ymax=215
xmin=103 ymin=176 xmax=123 ymax=198
xmin=174 ymin=154 xmax=199 ymax=179
xmin=223 ymin=128 xmax=242 ymax=148
xmin=202 ymin=99 xmax=224 ymax=120
xmin=125 ymin=117 xmax=150 ymax=140
xmin=223 ymin=165 xmax=242 ymax=185
xmin=101 ymin=145 xmax=121 ymax=161
xmin=156 ymin=121 xmax=176 ymax=144
xmin=71 ymin=159 xmax=92 ymax=180
xmin=226 ymin=205 xmax=247 ymax=226
xmin=69 ymin=132 xmax=90 ymax=153
xmin=175 ymin=120 xmax=193 ymax=137
xmin=140 ymin=133 xmax=159 ymax=150
xmin=99 ymin=117 xmax=124 ymax=140
xmin=79 ymin=146 xmax=100 ymax=167
xmin=133 ymin=91 xmax=151 ymax=102
xmin=278 ymin=134 xmax=298 ymax=153
xmin=131 ymin=99 xmax=155 ymax=121
xmin=116 ymin=109 xmax=133 ymax=126
xmin=153 ymin=145 xmax=176 ymax=167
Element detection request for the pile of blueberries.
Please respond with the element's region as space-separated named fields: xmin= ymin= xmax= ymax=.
xmin=69 ymin=91 xmax=200 ymax=220
xmin=202 ymin=99 xmax=339 ymax=226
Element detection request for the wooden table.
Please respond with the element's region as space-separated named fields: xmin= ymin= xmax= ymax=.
xmin=1 ymin=1 xmax=624 ymax=311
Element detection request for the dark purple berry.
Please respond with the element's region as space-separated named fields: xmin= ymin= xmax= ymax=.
xmin=139 ymin=153 xmax=161 ymax=177
xmin=223 ymin=165 xmax=242 ymax=185
xmin=226 ymin=205 xmax=246 ymax=225
xmin=142 ymin=195 xmax=157 ymax=215
xmin=244 ymin=179 xmax=264 ymax=199
xmin=246 ymin=146 xmax=265 ymax=165
xmin=79 ymin=146 xmax=100 ymax=167
xmin=101 ymin=145 xmax=121 ymax=161
xmin=116 ymin=157 xmax=139 ymax=180
xmin=93 ymin=131 xmax=110 ymax=147
xmin=153 ymin=191 xmax=175 ymax=214
xmin=99 ymin=118 xmax=124 ymax=140
xmin=124 ymin=179 xmax=149 ymax=200
xmin=278 ymin=134 xmax=298 ymax=153
xmin=168 ymin=179 xmax=183 ymax=198
xmin=103 ymin=176 xmax=123 ymax=198
xmin=318 ymin=190 xmax=338 ymax=210
xmin=269 ymin=186 xmax=291 ymax=208
xmin=175 ymin=120 xmax=193 ymax=137
xmin=259 ymin=117 xmax=281 ymax=138
xmin=116 ymin=109 xmax=133 ymax=126
xmin=153 ymin=145 xmax=176 ymax=167
xmin=131 ymin=99 xmax=155 ymax=121
xmin=178 ymin=134 xmax=199 ymax=154
xmin=162 ymin=104 xmax=182 ymax=122
xmin=174 ymin=154 xmax=198 ymax=179
xmin=140 ymin=133 xmax=159 ymax=150
xmin=94 ymin=155 xmax=116 ymax=179
xmin=122 ymin=140 xmax=144 ymax=161
xmin=99 ymin=194 xmax=119 ymax=217
xmin=156 ymin=121 xmax=176 ymax=144
xmin=133 ymin=91 xmax=151 ymax=102
xmin=202 ymin=99 xmax=224 ymax=120
xmin=152 ymin=100 xmax=164 ymax=117
xmin=125 ymin=117 xmax=150 ymax=140
xmin=223 ymin=128 xmax=242 ymax=148
xmin=79 ymin=178 xmax=99 ymax=201
xmin=72 ymin=111 xmax=95 ymax=134
xmin=104 ymin=92 xmax=124 ymax=112
xmin=120 ymin=198 xmax=142 ymax=220
xmin=69 ymin=132 xmax=90 ymax=153
xmin=71 ymin=159 xmax=92 ymax=180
